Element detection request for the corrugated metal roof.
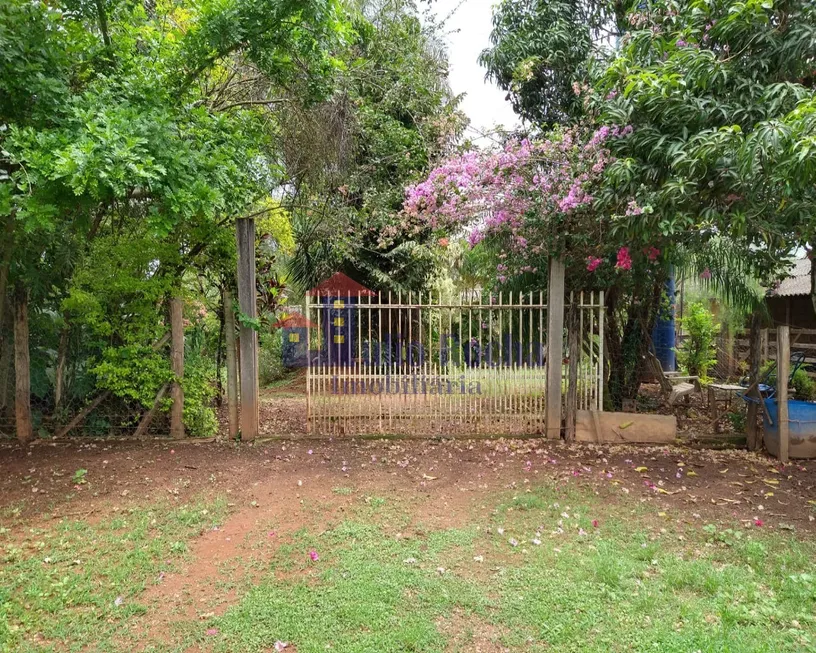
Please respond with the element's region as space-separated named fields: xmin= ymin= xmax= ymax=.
xmin=769 ymin=257 xmax=811 ymax=297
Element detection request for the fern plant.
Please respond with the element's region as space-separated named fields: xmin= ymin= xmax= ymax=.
xmin=677 ymin=302 xmax=719 ymax=380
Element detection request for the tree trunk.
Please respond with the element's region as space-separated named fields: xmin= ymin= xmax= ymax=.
xmin=54 ymin=319 xmax=69 ymax=411
xmin=0 ymin=298 xmax=12 ymax=419
xmin=13 ymin=288 xmax=32 ymax=443
xmin=169 ymin=296 xmax=185 ymax=438
xmin=0 ymin=212 xmax=14 ymax=331
xmin=224 ymin=287 xmax=239 ymax=439
xmin=604 ymin=275 xmax=665 ymax=411
xmin=746 ymin=310 xmax=762 ymax=451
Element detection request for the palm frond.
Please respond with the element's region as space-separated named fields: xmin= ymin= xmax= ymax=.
xmin=674 ymin=236 xmax=770 ymax=319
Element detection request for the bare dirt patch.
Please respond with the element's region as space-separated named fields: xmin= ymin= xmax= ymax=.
xmin=437 ymin=610 xmax=511 ymax=652
xmin=2 ymin=435 xmax=816 ymax=650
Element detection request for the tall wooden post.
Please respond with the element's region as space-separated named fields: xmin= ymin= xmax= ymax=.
xmin=545 ymin=258 xmax=565 ymax=439
xmin=236 ymin=218 xmax=259 ymax=440
xmin=777 ymin=325 xmax=790 ymax=463
xmin=223 ymin=287 xmax=239 ymax=439
xmin=169 ymin=296 xmax=185 ymax=438
xmin=746 ymin=311 xmax=761 ymax=451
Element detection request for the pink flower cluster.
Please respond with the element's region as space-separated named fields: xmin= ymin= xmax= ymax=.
xmin=403 ymin=126 xmax=632 ymax=283
xmin=616 ymin=247 xmax=632 ymax=271
xmin=402 ymin=125 xmax=651 ymax=284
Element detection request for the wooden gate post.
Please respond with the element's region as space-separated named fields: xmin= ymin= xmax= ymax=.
xmin=778 ymin=325 xmax=790 ymax=463
xmin=546 ymin=258 xmax=565 ymax=439
xmin=236 ymin=218 xmax=259 ymax=440
xmin=746 ymin=310 xmax=762 ymax=451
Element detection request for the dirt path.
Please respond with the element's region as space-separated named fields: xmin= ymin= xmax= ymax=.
xmin=2 ymin=436 xmax=816 ymax=650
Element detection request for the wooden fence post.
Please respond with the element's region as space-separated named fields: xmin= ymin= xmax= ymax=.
xmin=778 ymin=325 xmax=790 ymax=463
xmin=746 ymin=311 xmax=761 ymax=451
xmin=13 ymin=287 xmax=32 ymax=443
xmin=546 ymin=258 xmax=565 ymax=439
xmin=223 ymin=287 xmax=239 ymax=439
xmin=760 ymin=328 xmax=769 ymax=366
xmin=169 ymin=296 xmax=185 ymax=438
xmin=236 ymin=218 xmax=259 ymax=440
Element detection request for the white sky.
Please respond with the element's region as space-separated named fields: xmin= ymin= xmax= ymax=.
xmin=426 ymin=0 xmax=521 ymax=139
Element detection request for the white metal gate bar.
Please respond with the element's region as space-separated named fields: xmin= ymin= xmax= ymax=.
xmin=305 ymin=288 xmax=605 ymax=436
xmin=572 ymin=291 xmax=605 ymax=412
xmin=306 ymin=290 xmax=552 ymax=436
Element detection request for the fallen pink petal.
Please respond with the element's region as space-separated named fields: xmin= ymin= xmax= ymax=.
xmin=206 ymin=628 xmax=219 ymax=636
xmin=309 ymin=550 xmax=319 ymax=561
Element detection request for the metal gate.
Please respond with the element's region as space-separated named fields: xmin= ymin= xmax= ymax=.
xmin=305 ymin=289 xmax=604 ymax=436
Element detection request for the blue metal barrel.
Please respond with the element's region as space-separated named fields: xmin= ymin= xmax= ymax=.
xmin=652 ymin=273 xmax=676 ymax=372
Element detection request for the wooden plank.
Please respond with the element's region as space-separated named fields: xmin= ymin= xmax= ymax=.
xmin=223 ymin=287 xmax=239 ymax=439
xmin=778 ymin=325 xmax=790 ymax=463
xmin=169 ymin=296 xmax=185 ymax=438
xmin=545 ymin=258 xmax=565 ymax=439
xmin=236 ymin=218 xmax=259 ymax=440
xmin=576 ymin=411 xmax=676 ymax=443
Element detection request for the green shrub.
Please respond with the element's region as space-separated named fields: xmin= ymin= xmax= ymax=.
xmin=181 ymin=355 xmax=218 ymax=437
xmin=677 ymin=302 xmax=719 ymax=379
xmin=259 ymin=330 xmax=286 ymax=386
xmin=759 ymin=361 xmax=816 ymax=401
xmin=92 ymin=346 xmax=174 ymax=407
xmin=793 ymin=368 xmax=816 ymax=401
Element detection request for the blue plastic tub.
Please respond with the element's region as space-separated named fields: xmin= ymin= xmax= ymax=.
xmin=763 ymin=398 xmax=816 ymax=459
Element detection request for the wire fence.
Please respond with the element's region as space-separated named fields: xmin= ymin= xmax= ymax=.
xmin=0 ymin=312 xmax=220 ymax=441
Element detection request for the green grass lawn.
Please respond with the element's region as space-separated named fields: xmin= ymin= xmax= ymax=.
xmin=2 ymin=483 xmax=815 ymax=652
xmin=0 ymin=499 xmax=228 ymax=652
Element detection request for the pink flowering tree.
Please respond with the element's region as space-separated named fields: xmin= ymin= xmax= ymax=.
xmin=403 ymin=126 xmax=676 ymax=409
xmin=403 ymin=126 xmax=668 ymax=286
